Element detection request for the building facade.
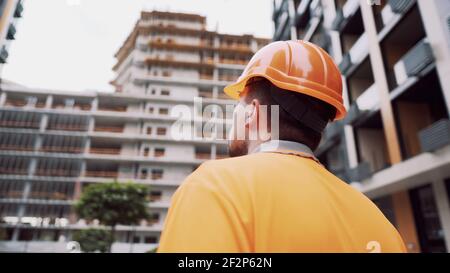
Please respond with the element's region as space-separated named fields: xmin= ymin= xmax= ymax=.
xmin=0 ymin=10 xmax=268 ymax=252
xmin=273 ymin=0 xmax=450 ymax=252
xmin=0 ymin=0 xmax=23 ymax=74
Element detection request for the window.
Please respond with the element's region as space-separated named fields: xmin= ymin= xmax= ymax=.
xmin=151 ymin=169 xmax=163 ymax=180
xmin=148 ymin=107 xmax=154 ymax=113
xmin=144 ymin=236 xmax=157 ymax=244
xmin=156 ymin=127 xmax=166 ymax=136
xmin=149 ymin=191 xmax=162 ymax=201
xmin=159 ymin=108 xmax=169 ymax=115
xmin=143 ymin=147 xmax=150 ymax=157
xmin=410 ymin=184 xmax=447 ymax=253
xmin=162 ymin=71 xmax=171 ymax=77
xmin=154 ymin=148 xmax=165 ymax=157
xmin=160 ymin=89 xmax=170 ymax=96
xmin=140 ymin=169 xmax=148 ymax=179
xmin=133 ymin=236 xmax=140 ymax=243
xmin=146 ymin=127 xmax=152 ymax=135
xmin=151 ymin=89 xmax=156 ymax=95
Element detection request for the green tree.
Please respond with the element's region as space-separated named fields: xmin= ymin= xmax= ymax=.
xmin=72 ymin=228 xmax=113 ymax=253
xmin=75 ymin=181 xmax=150 ymax=252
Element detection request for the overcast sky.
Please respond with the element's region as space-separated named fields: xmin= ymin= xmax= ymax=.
xmin=2 ymin=0 xmax=274 ymax=92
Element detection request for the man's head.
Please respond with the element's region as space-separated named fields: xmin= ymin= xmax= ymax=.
xmin=224 ymin=40 xmax=346 ymax=157
xmin=228 ymin=77 xmax=336 ymax=157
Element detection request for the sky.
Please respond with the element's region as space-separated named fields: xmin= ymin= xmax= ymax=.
xmin=2 ymin=0 xmax=274 ymax=92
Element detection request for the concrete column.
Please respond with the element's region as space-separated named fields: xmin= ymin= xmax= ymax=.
xmin=211 ymin=144 xmax=217 ymax=160
xmin=33 ymin=135 xmax=42 ymax=151
xmin=391 ymin=191 xmax=421 ymax=253
xmin=359 ymin=0 xmax=402 ymax=165
xmin=88 ymin=117 xmax=95 ymax=132
xmin=431 ymin=179 xmax=450 ymax=251
xmin=45 ymin=94 xmax=53 ymax=109
xmin=83 ymin=138 xmax=90 ymax=154
xmin=0 ymin=91 xmax=6 ymax=106
xmin=91 ymin=97 xmax=98 ymax=111
xmin=288 ymin=0 xmax=297 ymax=40
xmin=212 ymin=86 xmax=219 ymax=99
xmin=39 ymin=115 xmax=48 ymax=132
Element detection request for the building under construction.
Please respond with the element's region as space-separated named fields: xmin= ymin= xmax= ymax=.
xmin=273 ymin=0 xmax=450 ymax=252
xmin=0 ymin=10 xmax=269 ymax=252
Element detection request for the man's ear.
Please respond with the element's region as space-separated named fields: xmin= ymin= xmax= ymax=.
xmin=244 ymin=99 xmax=259 ymax=129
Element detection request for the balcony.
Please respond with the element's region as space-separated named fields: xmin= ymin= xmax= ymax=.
xmin=392 ymin=69 xmax=449 ymax=159
xmin=353 ymin=111 xmax=390 ymax=175
xmin=380 ymin=4 xmax=426 ymax=90
xmin=419 ymin=119 xmax=450 ymax=153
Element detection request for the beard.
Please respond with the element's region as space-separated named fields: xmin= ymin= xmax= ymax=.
xmin=228 ymin=139 xmax=249 ymax=158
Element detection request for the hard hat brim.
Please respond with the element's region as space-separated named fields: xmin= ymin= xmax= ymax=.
xmin=223 ymin=66 xmax=347 ymax=121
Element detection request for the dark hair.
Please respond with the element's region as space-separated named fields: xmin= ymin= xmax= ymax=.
xmin=244 ymin=77 xmax=336 ymax=151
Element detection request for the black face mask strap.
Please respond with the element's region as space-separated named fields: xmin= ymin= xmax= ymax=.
xmin=269 ymin=86 xmax=328 ymax=134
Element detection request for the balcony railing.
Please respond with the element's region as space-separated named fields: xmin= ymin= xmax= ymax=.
xmin=47 ymin=124 xmax=87 ymax=132
xmin=403 ymin=39 xmax=434 ymax=77
xmin=40 ymin=146 xmax=83 ymax=154
xmin=419 ymin=119 xmax=450 ymax=153
xmin=5 ymin=99 xmax=27 ymax=107
xmin=97 ymin=106 xmax=127 ymax=112
xmin=94 ymin=126 xmax=124 ymax=133
xmin=35 ymin=169 xmax=79 ymax=177
xmin=338 ymin=54 xmax=352 ymax=75
xmin=388 ymin=0 xmax=415 ymax=14
xmin=295 ymin=0 xmax=312 ymax=28
xmin=28 ymin=191 xmax=72 ymax=201
xmin=332 ymin=9 xmax=345 ymax=31
xmin=14 ymin=0 xmax=24 ymax=18
xmin=344 ymin=103 xmax=368 ymax=125
xmin=199 ymin=74 xmax=214 ymax=80
xmin=0 ymin=144 xmax=34 ymax=151
xmin=89 ymin=148 xmax=121 ymax=155
xmin=84 ymin=171 xmax=118 ymax=178
xmin=0 ymin=120 xmax=40 ymax=129
xmin=0 ymin=168 xmax=28 ymax=175
xmin=7 ymin=24 xmax=16 ymax=40
xmin=0 ymin=46 xmax=9 ymax=63
xmin=349 ymin=162 xmax=371 ymax=182
xmin=216 ymin=154 xmax=228 ymax=159
xmin=195 ymin=153 xmax=211 ymax=160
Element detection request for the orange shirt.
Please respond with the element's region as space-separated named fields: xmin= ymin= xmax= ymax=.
xmin=158 ymin=142 xmax=406 ymax=253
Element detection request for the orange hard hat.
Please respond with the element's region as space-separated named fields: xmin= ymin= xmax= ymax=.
xmin=224 ymin=40 xmax=346 ymax=121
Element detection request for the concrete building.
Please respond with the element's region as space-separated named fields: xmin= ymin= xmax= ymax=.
xmin=0 ymin=10 xmax=269 ymax=252
xmin=273 ymin=0 xmax=450 ymax=252
xmin=0 ymin=0 xmax=23 ymax=74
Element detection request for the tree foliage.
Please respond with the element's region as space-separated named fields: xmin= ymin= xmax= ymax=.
xmin=72 ymin=228 xmax=113 ymax=253
xmin=75 ymin=181 xmax=150 ymax=227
